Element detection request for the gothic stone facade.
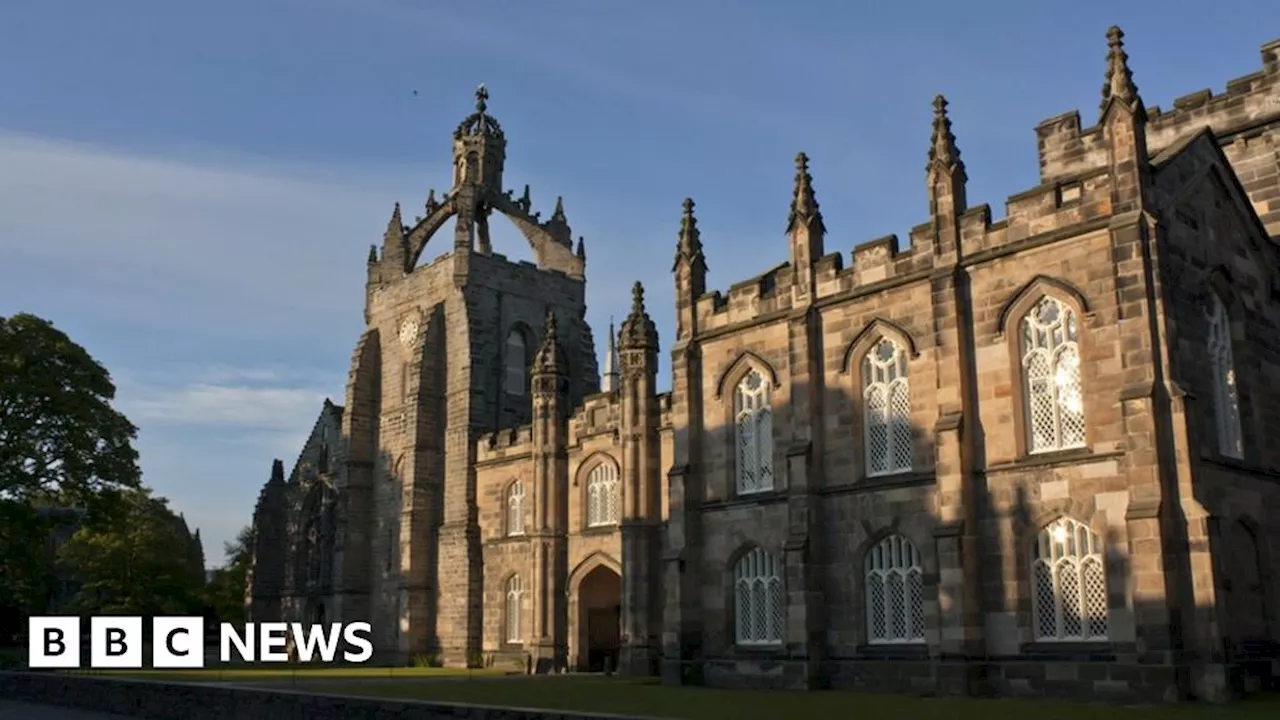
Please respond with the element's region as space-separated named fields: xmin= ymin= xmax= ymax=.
xmin=248 ymin=29 xmax=1280 ymax=702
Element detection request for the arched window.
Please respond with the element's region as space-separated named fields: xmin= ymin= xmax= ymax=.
xmin=865 ymin=534 xmax=924 ymax=644
xmin=586 ymin=462 xmax=619 ymax=527
xmin=1020 ymin=297 xmax=1085 ymax=453
xmin=734 ymin=369 xmax=774 ymax=495
xmin=507 ymin=481 xmax=525 ymax=536
xmin=505 ymin=574 xmax=523 ymax=644
xmin=506 ymin=331 xmax=527 ymax=396
xmin=863 ymin=339 xmax=912 ymax=476
xmin=733 ymin=547 xmax=784 ymax=645
xmin=1207 ymin=294 xmax=1242 ymax=458
xmin=1031 ymin=517 xmax=1108 ymax=641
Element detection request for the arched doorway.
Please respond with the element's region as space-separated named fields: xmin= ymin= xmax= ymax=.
xmin=1224 ymin=521 xmax=1268 ymax=654
xmin=578 ymin=566 xmax=621 ymax=672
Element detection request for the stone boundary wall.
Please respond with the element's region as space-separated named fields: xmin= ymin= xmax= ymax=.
xmin=0 ymin=672 xmax=653 ymax=720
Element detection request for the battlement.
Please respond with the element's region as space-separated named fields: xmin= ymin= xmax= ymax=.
xmin=690 ymin=159 xmax=1116 ymax=335
xmin=1038 ymin=38 xmax=1280 ymax=182
xmin=571 ymin=392 xmax=620 ymax=445
xmin=477 ymin=423 xmax=533 ymax=462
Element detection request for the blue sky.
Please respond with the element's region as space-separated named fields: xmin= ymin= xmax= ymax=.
xmin=0 ymin=0 xmax=1274 ymax=567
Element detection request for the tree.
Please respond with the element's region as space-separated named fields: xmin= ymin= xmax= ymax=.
xmin=204 ymin=525 xmax=254 ymax=625
xmin=0 ymin=313 xmax=142 ymax=635
xmin=58 ymin=489 xmax=205 ymax=617
xmin=0 ymin=313 xmax=142 ymax=516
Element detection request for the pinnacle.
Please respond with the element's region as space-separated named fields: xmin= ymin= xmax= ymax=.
xmin=631 ymin=281 xmax=646 ymax=316
xmin=475 ymin=83 xmax=489 ymax=113
xmin=367 ymin=244 xmax=378 ymax=263
xmin=269 ymin=459 xmax=285 ymax=484
xmin=1101 ymin=25 xmax=1140 ymax=114
xmin=787 ymin=152 xmax=824 ymax=234
xmin=544 ymin=307 xmax=558 ymax=338
xmin=928 ymin=93 xmax=963 ymax=172
xmin=553 ymin=196 xmax=566 ymax=221
xmin=386 ymin=202 xmax=403 ymax=236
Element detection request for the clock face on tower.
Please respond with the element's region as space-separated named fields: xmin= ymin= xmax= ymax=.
xmin=398 ymin=315 xmax=420 ymax=348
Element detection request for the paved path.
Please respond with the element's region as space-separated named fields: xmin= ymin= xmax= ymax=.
xmin=0 ymin=700 xmax=139 ymax=719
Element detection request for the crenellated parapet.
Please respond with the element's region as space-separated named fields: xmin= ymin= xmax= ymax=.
xmin=477 ymin=423 xmax=534 ymax=464
xmin=679 ymin=27 xmax=1276 ymax=342
xmin=570 ymin=390 xmax=621 ymax=446
xmin=1037 ymin=37 xmax=1279 ymax=184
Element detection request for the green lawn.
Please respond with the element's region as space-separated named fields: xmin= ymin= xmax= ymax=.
xmin=63 ymin=665 xmax=511 ymax=682
xmin=311 ymin=676 xmax=1280 ymax=720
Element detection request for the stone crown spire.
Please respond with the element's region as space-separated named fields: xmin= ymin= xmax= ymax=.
xmin=928 ymin=95 xmax=965 ymax=177
xmin=620 ymin=281 xmax=658 ymax=350
xmin=673 ymin=197 xmax=706 ymax=270
xmin=533 ymin=309 xmax=566 ymax=375
xmin=787 ymin=152 xmax=825 ymax=234
xmin=1100 ymin=26 xmax=1141 ymax=115
xmin=455 ymin=83 xmax=504 ymax=139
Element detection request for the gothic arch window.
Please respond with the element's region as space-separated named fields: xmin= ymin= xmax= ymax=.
xmin=864 ymin=534 xmax=924 ymax=644
xmin=734 ymin=369 xmax=774 ymax=495
xmin=1207 ymin=293 xmax=1243 ymax=459
xmin=505 ymin=574 xmax=524 ymax=644
xmin=506 ymin=330 xmax=527 ymax=397
xmin=733 ymin=546 xmax=784 ymax=645
xmin=1020 ymin=296 xmax=1085 ymax=453
xmin=586 ymin=462 xmax=619 ymax=528
xmin=507 ymin=480 xmax=525 ymax=536
xmin=862 ymin=339 xmax=912 ymax=476
xmin=1031 ymin=517 xmax=1108 ymax=641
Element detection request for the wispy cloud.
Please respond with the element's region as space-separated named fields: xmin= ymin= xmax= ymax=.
xmin=0 ymin=127 xmax=681 ymax=565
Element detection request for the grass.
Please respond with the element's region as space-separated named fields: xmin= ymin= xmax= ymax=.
xmin=62 ymin=665 xmax=511 ymax=682
xmin=309 ymin=676 xmax=1280 ymax=720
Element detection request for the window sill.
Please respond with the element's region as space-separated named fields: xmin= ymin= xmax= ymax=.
xmin=704 ymin=491 xmax=788 ymax=510
xmin=856 ymin=643 xmax=928 ymax=659
xmin=581 ymin=525 xmax=617 ymax=537
xmin=727 ymin=643 xmax=787 ymax=658
xmin=988 ymin=447 xmax=1121 ymax=473
xmin=860 ymin=472 xmax=934 ymax=490
xmin=1019 ymin=641 xmax=1115 ymax=661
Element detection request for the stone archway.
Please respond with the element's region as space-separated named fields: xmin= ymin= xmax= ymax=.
xmin=1224 ymin=520 xmax=1268 ymax=654
xmin=576 ymin=566 xmax=621 ymax=672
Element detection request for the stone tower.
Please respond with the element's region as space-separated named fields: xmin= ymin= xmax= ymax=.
xmin=335 ymin=86 xmax=601 ymax=665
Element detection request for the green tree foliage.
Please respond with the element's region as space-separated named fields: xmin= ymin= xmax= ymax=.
xmin=204 ymin=525 xmax=254 ymax=625
xmin=0 ymin=313 xmax=142 ymax=517
xmin=0 ymin=313 xmax=143 ymax=637
xmin=58 ymin=489 xmax=206 ymax=617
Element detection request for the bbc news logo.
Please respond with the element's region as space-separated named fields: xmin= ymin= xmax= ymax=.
xmin=28 ymin=617 xmax=373 ymax=669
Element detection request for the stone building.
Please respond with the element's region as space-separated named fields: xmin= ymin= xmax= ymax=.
xmin=248 ymin=28 xmax=1280 ymax=701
